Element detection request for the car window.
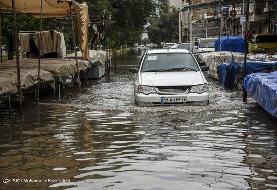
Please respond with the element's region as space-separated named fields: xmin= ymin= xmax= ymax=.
xmin=179 ymin=44 xmax=190 ymax=49
xmin=141 ymin=53 xmax=199 ymax=72
xmin=256 ymin=35 xmax=277 ymax=43
xmin=199 ymin=40 xmax=215 ymax=48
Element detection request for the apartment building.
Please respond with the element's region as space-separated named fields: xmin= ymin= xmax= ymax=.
xmin=180 ymin=0 xmax=276 ymax=41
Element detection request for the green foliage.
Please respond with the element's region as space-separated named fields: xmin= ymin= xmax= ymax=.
xmin=147 ymin=1 xmax=179 ymax=44
xmin=2 ymin=14 xmax=40 ymax=41
xmin=99 ymin=0 xmax=155 ymax=48
xmin=1 ymin=0 xmax=155 ymax=50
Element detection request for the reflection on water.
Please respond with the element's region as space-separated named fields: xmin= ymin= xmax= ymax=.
xmin=0 ymin=49 xmax=276 ymax=190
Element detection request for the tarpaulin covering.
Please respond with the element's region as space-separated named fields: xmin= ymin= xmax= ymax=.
xmin=244 ymin=61 xmax=277 ymax=76
xmin=0 ymin=0 xmax=89 ymax=60
xmin=215 ymin=36 xmax=245 ymax=53
xmin=243 ymin=71 xmax=277 ymax=117
xmin=224 ymin=62 xmax=241 ymax=89
xmin=198 ymin=51 xmax=244 ymax=80
xmin=217 ymin=63 xmax=228 ymax=85
xmin=67 ymin=50 xmax=107 ymax=66
xmin=217 ymin=62 xmax=241 ymax=89
xmin=0 ymin=0 xmax=69 ymax=17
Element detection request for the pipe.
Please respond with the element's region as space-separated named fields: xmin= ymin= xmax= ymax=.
xmin=179 ymin=10 xmax=182 ymax=43
xmin=0 ymin=13 xmax=2 ymax=63
xmin=12 ymin=0 xmax=22 ymax=115
xmin=243 ymin=0 xmax=250 ymax=103
xmin=189 ymin=0 xmax=193 ymax=52
xmin=37 ymin=0 xmax=43 ymax=103
xmin=69 ymin=2 xmax=81 ymax=87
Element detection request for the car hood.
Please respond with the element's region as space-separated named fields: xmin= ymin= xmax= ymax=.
xmin=140 ymin=71 xmax=205 ymax=86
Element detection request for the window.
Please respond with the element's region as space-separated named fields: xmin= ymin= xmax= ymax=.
xmin=141 ymin=53 xmax=199 ymax=72
xmin=199 ymin=40 xmax=215 ymax=48
xmin=255 ymin=35 xmax=277 ymax=43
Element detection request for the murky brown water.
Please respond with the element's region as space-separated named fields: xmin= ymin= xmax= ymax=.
xmin=0 ymin=49 xmax=276 ymax=190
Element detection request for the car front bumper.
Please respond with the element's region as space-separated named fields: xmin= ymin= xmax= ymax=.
xmin=135 ymin=92 xmax=209 ymax=106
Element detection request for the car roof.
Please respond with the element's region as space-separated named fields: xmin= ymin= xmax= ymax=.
xmin=147 ymin=49 xmax=190 ymax=54
xmin=198 ymin=38 xmax=217 ymax=41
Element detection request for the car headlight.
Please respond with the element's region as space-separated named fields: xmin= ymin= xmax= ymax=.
xmin=190 ymin=84 xmax=209 ymax=94
xmin=137 ymin=85 xmax=156 ymax=95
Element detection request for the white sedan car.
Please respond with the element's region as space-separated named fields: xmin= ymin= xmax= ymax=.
xmin=134 ymin=49 xmax=209 ymax=106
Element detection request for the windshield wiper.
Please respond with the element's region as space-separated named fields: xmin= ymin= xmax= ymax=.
xmin=144 ymin=67 xmax=198 ymax=72
xmin=144 ymin=69 xmax=166 ymax=72
xmin=167 ymin=67 xmax=198 ymax=72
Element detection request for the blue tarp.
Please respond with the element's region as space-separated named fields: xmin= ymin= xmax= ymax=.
xmin=225 ymin=62 xmax=241 ymax=89
xmin=244 ymin=61 xmax=277 ymax=76
xmin=215 ymin=36 xmax=245 ymax=53
xmin=243 ymin=71 xmax=277 ymax=117
xmin=217 ymin=63 xmax=228 ymax=85
xmin=217 ymin=62 xmax=241 ymax=89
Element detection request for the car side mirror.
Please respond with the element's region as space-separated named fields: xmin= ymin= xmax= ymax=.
xmin=129 ymin=67 xmax=139 ymax=73
xmin=200 ymin=66 xmax=209 ymax=72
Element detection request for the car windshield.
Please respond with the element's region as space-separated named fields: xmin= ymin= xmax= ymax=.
xmin=179 ymin=43 xmax=190 ymax=50
xmin=163 ymin=43 xmax=175 ymax=48
xmin=199 ymin=40 xmax=215 ymax=48
xmin=141 ymin=53 xmax=199 ymax=72
xmin=255 ymin=35 xmax=277 ymax=43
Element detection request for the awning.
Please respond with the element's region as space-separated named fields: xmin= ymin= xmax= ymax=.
xmin=0 ymin=0 xmax=89 ymax=60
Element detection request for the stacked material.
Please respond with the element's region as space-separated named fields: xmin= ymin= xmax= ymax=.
xmin=0 ymin=57 xmax=90 ymax=95
xmin=243 ymin=71 xmax=277 ymax=117
xmin=0 ymin=76 xmax=17 ymax=95
xmin=0 ymin=61 xmax=54 ymax=95
xmin=3 ymin=58 xmax=89 ymax=77
xmin=248 ymin=53 xmax=277 ymax=62
xmin=198 ymin=51 xmax=244 ymax=79
xmin=67 ymin=50 xmax=107 ymax=65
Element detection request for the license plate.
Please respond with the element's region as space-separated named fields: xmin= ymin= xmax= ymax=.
xmin=160 ymin=97 xmax=187 ymax=104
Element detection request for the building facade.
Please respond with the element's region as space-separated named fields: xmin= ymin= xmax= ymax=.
xmin=180 ymin=0 xmax=277 ymax=41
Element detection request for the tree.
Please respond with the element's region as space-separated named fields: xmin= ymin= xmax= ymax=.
xmin=147 ymin=1 xmax=179 ymax=44
xmin=86 ymin=0 xmax=155 ymax=49
xmin=1 ymin=0 xmax=155 ymax=56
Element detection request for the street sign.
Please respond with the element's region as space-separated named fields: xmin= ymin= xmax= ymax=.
xmin=240 ymin=16 xmax=246 ymax=25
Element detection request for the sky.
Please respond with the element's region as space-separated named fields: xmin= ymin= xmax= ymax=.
xmin=169 ymin=0 xmax=183 ymax=8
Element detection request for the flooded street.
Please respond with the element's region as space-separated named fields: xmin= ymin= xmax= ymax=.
xmin=0 ymin=50 xmax=276 ymax=190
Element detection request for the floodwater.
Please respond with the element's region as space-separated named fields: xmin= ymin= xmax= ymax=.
xmin=0 ymin=49 xmax=276 ymax=190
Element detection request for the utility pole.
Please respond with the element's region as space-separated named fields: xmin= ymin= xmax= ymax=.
xmin=179 ymin=10 xmax=182 ymax=43
xmin=189 ymin=0 xmax=193 ymax=52
xmin=69 ymin=2 xmax=81 ymax=88
xmin=242 ymin=0 xmax=245 ymax=35
xmin=12 ymin=0 xmax=23 ymax=115
xmin=0 ymin=13 xmax=2 ymax=63
xmin=243 ymin=0 xmax=250 ymax=103
xmin=37 ymin=0 xmax=43 ymax=103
